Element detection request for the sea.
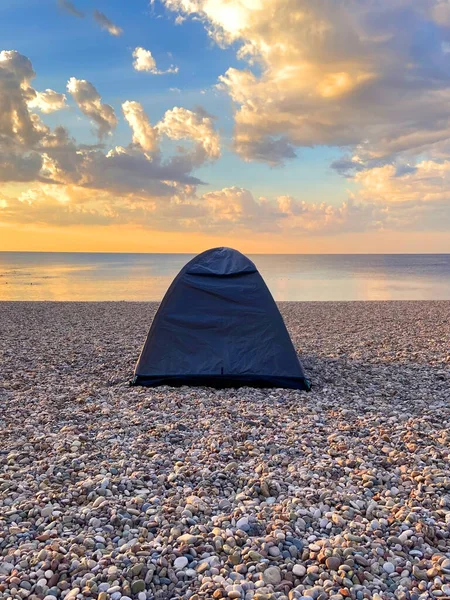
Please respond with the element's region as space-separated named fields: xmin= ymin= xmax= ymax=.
xmin=0 ymin=252 xmax=449 ymax=302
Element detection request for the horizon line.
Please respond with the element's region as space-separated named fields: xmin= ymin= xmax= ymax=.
xmin=0 ymin=250 xmax=449 ymax=256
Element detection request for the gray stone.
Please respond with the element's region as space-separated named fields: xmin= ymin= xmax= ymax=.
xmin=174 ymin=556 xmax=188 ymax=569
xmin=293 ymin=564 xmax=306 ymax=577
xmin=383 ymin=562 xmax=396 ymax=574
xmin=263 ymin=566 xmax=282 ymax=585
xmin=177 ymin=534 xmax=197 ymax=545
xmin=131 ymin=580 xmax=145 ymax=594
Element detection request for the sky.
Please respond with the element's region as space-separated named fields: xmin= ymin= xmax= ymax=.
xmin=1 ymin=0 xmax=450 ymax=252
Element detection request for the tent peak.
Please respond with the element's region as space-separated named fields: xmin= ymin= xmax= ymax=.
xmin=186 ymin=247 xmax=257 ymax=276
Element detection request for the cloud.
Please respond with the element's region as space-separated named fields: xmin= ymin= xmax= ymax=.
xmin=67 ymin=77 xmax=117 ymax=138
xmin=0 ymin=149 xmax=44 ymax=183
xmin=93 ymin=10 xmax=123 ymax=36
xmin=0 ymin=183 xmax=269 ymax=230
xmin=1 ymin=48 xmax=448 ymax=239
xmin=122 ymin=101 xmax=159 ymax=153
xmin=354 ymin=160 xmax=450 ymax=206
xmin=82 ymin=145 xmax=204 ymax=194
xmin=0 ymin=50 xmax=216 ymax=196
xmin=0 ymin=50 xmax=48 ymax=147
xmin=330 ymin=156 xmax=367 ymax=177
xmin=3 ymin=179 xmax=448 ymax=235
xmin=234 ymin=135 xmax=296 ymax=166
xmin=162 ymin=0 xmax=450 ymax=166
xmin=201 ymin=186 xmax=281 ymax=231
xmin=0 ymin=51 xmax=76 ymax=185
xmin=199 ymin=180 xmax=450 ymax=235
xmin=1 ymin=186 xmax=115 ymax=226
xmin=58 ymin=0 xmax=84 ymax=18
xmin=431 ymin=1 xmax=450 ymax=26
xmin=0 ymin=48 xmax=35 ymax=82
xmin=28 ymin=89 xmax=67 ymax=114
xmin=157 ymin=106 xmax=221 ymax=162
xmin=132 ymin=47 xmax=157 ymax=73
xmin=121 ymin=101 xmax=221 ymax=174
xmin=132 ymin=47 xmax=178 ymax=75
xmin=0 ymin=183 xmax=206 ymax=229
xmin=276 ymin=195 xmax=385 ymax=235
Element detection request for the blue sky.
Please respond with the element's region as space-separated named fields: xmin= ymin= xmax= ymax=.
xmin=1 ymin=0 xmax=449 ymax=252
xmin=0 ymin=0 xmax=352 ymax=201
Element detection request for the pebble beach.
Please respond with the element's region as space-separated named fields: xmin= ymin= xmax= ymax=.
xmin=1 ymin=301 xmax=449 ymax=600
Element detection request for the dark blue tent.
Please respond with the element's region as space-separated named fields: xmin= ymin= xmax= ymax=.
xmin=132 ymin=247 xmax=310 ymax=390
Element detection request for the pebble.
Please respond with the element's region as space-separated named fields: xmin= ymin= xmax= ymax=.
xmin=383 ymin=562 xmax=396 ymax=574
xmin=131 ymin=580 xmax=145 ymax=594
xmin=326 ymin=557 xmax=341 ymax=571
xmin=174 ymin=556 xmax=189 ymax=570
xmin=0 ymin=302 xmax=449 ymax=600
xmin=178 ymin=534 xmax=197 ymax=544
xmin=236 ymin=517 xmax=249 ymax=531
xmin=293 ymin=564 xmax=307 ymax=577
xmin=262 ymin=566 xmax=282 ymax=585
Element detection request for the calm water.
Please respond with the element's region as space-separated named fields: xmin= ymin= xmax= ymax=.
xmin=0 ymin=252 xmax=449 ymax=301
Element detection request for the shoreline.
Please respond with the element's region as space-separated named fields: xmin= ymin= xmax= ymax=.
xmin=1 ymin=302 xmax=449 ymax=600
xmin=2 ymin=299 xmax=450 ymax=303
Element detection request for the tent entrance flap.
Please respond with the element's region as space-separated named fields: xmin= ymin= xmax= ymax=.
xmin=131 ymin=247 xmax=310 ymax=391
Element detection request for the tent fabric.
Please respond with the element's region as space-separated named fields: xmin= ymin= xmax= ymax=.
xmin=132 ymin=247 xmax=310 ymax=390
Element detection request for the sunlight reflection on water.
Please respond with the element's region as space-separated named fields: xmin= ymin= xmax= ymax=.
xmin=0 ymin=252 xmax=449 ymax=301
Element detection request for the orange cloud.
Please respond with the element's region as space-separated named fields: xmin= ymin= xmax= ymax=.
xmin=165 ymin=0 xmax=450 ymax=165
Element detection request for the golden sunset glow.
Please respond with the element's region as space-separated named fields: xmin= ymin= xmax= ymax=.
xmin=1 ymin=1 xmax=450 ymax=251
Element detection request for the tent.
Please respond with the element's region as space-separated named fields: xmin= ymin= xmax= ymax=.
xmin=131 ymin=247 xmax=310 ymax=390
